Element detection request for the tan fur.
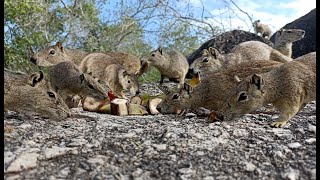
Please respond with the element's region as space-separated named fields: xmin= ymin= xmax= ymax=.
xmin=274 ymin=28 xmax=305 ymax=57
xmin=189 ymin=41 xmax=292 ymax=76
xmin=49 ymin=61 xmax=108 ymax=107
xmin=79 ymin=53 xmax=139 ymax=98
xmin=79 ymin=53 xmax=117 ymax=77
xmin=253 ymin=20 xmax=272 ymax=39
xmin=4 ymin=70 xmax=71 ymax=120
xmin=30 ymin=42 xmax=89 ymax=66
xmin=31 ymin=42 xmax=143 ymax=75
xmin=157 ymin=60 xmax=283 ymax=114
xmin=105 ymin=52 xmax=142 ymax=75
xmin=146 ymin=47 xmax=189 ymax=89
xmin=219 ymin=52 xmax=316 ymax=127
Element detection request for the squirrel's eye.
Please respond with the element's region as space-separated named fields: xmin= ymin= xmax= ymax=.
xmin=88 ymin=84 xmax=95 ymax=89
xmin=172 ymin=93 xmax=180 ymax=100
xmin=49 ymin=50 xmax=55 ymax=55
xmin=151 ymin=53 xmax=155 ymax=57
xmin=127 ymin=80 xmax=131 ymax=83
xmin=203 ymin=57 xmax=209 ymax=63
xmin=47 ymin=92 xmax=56 ymax=99
xmin=238 ymin=92 xmax=248 ymax=102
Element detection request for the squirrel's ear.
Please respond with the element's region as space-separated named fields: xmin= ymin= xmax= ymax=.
xmin=158 ymin=47 xmax=163 ymax=55
xmin=208 ymin=47 xmax=219 ymax=59
xmin=56 ymin=42 xmax=64 ymax=52
xmin=158 ymin=85 xmax=171 ymax=95
xmin=28 ymin=71 xmax=44 ymax=87
xmin=202 ymin=49 xmax=209 ymax=56
xmin=250 ymin=74 xmax=264 ymax=90
xmin=79 ymin=74 xmax=85 ymax=83
xmin=183 ymin=83 xmax=193 ymax=94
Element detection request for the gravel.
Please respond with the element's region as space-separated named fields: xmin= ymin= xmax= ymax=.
xmin=4 ymin=83 xmax=316 ymax=179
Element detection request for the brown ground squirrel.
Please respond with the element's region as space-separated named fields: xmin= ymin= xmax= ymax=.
xmin=79 ymin=53 xmax=140 ymax=98
xmin=30 ymin=42 xmax=143 ymax=75
xmin=274 ymin=28 xmax=305 ymax=58
xmin=49 ymin=61 xmax=108 ymax=107
xmin=189 ymin=42 xmax=290 ymax=76
xmin=218 ymin=52 xmax=316 ymax=127
xmin=253 ymin=20 xmax=272 ymax=39
xmin=157 ymin=60 xmax=283 ymax=114
xmin=146 ymin=47 xmax=189 ymax=89
xmin=4 ymin=69 xmax=71 ymax=120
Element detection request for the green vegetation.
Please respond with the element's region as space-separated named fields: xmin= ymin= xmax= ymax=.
xmin=4 ymin=0 xmax=221 ymax=83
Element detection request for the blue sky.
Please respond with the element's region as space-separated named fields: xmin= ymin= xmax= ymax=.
xmin=187 ymin=0 xmax=316 ymax=33
xmin=95 ymin=0 xmax=316 ymax=48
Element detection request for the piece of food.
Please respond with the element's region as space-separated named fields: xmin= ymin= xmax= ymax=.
xmin=110 ymin=98 xmax=129 ymax=116
xmin=128 ymin=103 xmax=149 ymax=115
xmin=147 ymin=97 xmax=163 ymax=115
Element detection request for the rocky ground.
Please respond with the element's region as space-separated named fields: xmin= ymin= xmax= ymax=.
xmin=4 ymin=83 xmax=316 ymax=180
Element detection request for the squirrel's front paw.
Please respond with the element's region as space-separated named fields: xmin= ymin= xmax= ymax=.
xmin=270 ymin=121 xmax=287 ymax=128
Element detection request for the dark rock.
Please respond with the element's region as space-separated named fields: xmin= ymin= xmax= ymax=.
xmin=270 ymin=9 xmax=316 ymax=58
xmin=187 ymin=30 xmax=274 ymax=64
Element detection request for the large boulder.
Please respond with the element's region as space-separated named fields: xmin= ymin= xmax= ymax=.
xmin=270 ymin=9 xmax=316 ymax=58
xmin=187 ymin=30 xmax=273 ymax=64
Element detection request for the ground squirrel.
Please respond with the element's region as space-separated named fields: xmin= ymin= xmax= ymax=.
xmin=79 ymin=53 xmax=140 ymax=98
xmin=30 ymin=42 xmax=143 ymax=75
xmin=218 ymin=52 xmax=316 ymax=127
xmin=4 ymin=69 xmax=71 ymax=120
xmin=189 ymin=42 xmax=290 ymax=76
xmin=49 ymin=61 xmax=108 ymax=107
xmin=274 ymin=28 xmax=305 ymax=58
xmin=146 ymin=47 xmax=189 ymax=89
xmin=157 ymin=60 xmax=283 ymax=114
xmin=253 ymin=20 xmax=272 ymax=39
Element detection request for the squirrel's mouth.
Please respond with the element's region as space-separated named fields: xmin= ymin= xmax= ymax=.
xmin=208 ymin=111 xmax=224 ymax=123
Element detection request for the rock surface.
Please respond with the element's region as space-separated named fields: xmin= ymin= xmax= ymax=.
xmin=4 ymin=83 xmax=316 ymax=179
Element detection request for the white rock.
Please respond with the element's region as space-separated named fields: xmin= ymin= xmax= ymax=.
xmin=5 ymin=175 xmax=21 ymax=180
xmin=244 ymin=162 xmax=256 ymax=171
xmin=203 ymin=177 xmax=214 ymax=180
xmin=274 ymin=150 xmax=285 ymax=158
xmin=305 ymin=138 xmax=316 ymax=144
xmin=169 ymin=154 xmax=177 ymax=161
xmin=309 ymin=168 xmax=316 ymax=180
xmin=196 ymin=151 xmax=205 ymax=156
xmin=4 ymin=151 xmax=15 ymax=171
xmin=19 ymin=123 xmax=32 ymax=129
xmin=132 ymin=168 xmax=143 ymax=177
xmin=232 ymin=129 xmax=249 ymax=137
xmin=283 ymin=168 xmax=299 ymax=180
xmin=152 ymin=144 xmax=167 ymax=151
xmin=44 ymin=146 xmax=78 ymax=159
xmin=6 ymin=152 xmax=39 ymax=173
xmin=123 ymin=132 xmax=136 ymax=138
xmin=308 ymin=124 xmax=316 ymax=133
xmin=211 ymin=130 xmax=221 ymax=137
xmin=287 ymin=142 xmax=302 ymax=149
xmin=87 ymin=155 xmax=107 ymax=165
xmin=185 ymin=113 xmax=196 ymax=117
xmin=67 ymin=138 xmax=88 ymax=147
xmin=271 ymin=129 xmax=293 ymax=138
